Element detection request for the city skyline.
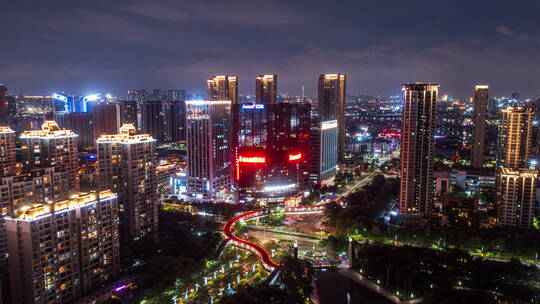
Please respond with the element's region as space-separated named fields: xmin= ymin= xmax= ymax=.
xmin=2 ymin=1 xmax=540 ymax=97
xmin=2 ymin=2 xmax=540 ymax=303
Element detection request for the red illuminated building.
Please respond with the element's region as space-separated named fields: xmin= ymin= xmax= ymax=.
xmin=236 ymin=102 xmax=311 ymax=200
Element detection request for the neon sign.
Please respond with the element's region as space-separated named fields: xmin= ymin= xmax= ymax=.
xmin=52 ymin=93 xmax=68 ymax=102
xmin=238 ymin=156 xmax=266 ymax=163
xmin=288 ymin=153 xmax=302 ymax=161
xmin=321 ymin=120 xmax=338 ymax=130
xmin=241 ymin=104 xmax=265 ymax=110
xmin=264 ymin=183 xmax=296 ymax=192
xmin=82 ymin=94 xmax=100 ymax=102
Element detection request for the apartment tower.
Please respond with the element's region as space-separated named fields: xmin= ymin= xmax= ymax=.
xmin=255 ymin=75 xmax=277 ymax=105
xmin=19 ymin=121 xmax=79 ymax=193
xmin=6 ymin=191 xmax=120 ymax=304
xmin=399 ymin=83 xmax=439 ymax=216
xmin=471 ymin=85 xmax=489 ymax=168
xmin=96 ymin=124 xmax=158 ymax=240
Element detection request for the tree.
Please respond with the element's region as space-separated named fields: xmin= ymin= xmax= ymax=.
xmin=323 ymin=202 xmax=342 ymax=226
xmin=279 ymin=256 xmax=315 ymax=303
xmin=220 ymin=285 xmax=288 ymax=304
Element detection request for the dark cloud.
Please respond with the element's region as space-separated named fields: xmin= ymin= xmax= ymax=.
xmin=1 ymin=0 xmax=539 ymax=97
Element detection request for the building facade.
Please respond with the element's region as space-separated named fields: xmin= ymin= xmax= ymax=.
xmin=92 ymin=103 xmax=119 ymax=140
xmin=497 ymin=168 xmax=538 ymax=228
xmin=162 ymin=100 xmax=185 ymax=142
xmin=140 ymin=101 xmax=164 ymax=142
xmin=6 ymin=191 xmax=120 ymax=304
xmin=471 ymin=85 xmax=489 ymax=168
xmin=65 ymin=112 xmax=93 ymax=150
xmin=498 ymin=106 xmax=534 ymax=169
xmin=255 ymin=75 xmax=277 ymax=105
xmin=0 ymin=126 xmax=16 ymax=176
xmin=96 ymin=124 xmax=158 ymax=240
xmin=127 ymin=89 xmax=185 ymax=103
xmin=19 ymin=121 xmax=79 ymax=194
xmin=117 ymin=101 xmax=138 ymax=129
xmin=186 ymin=100 xmax=232 ymax=200
xmin=399 ymin=83 xmax=439 ymax=216
xmin=318 ymin=74 xmax=346 ymax=163
xmin=0 ymin=85 xmax=7 ymax=124
xmin=236 ymin=102 xmax=311 ymax=199
xmin=311 ymin=120 xmax=339 ymax=187
xmin=207 ymin=75 xmax=238 ymax=105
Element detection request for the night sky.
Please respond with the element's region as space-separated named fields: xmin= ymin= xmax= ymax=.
xmin=2 ymin=0 xmax=539 ymax=98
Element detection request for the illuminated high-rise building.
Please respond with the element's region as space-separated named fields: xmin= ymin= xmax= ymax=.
xmin=96 ymin=124 xmax=158 ymax=240
xmin=497 ymin=168 xmax=538 ymax=228
xmin=0 ymin=167 xmax=71 ymax=263
xmin=0 ymin=126 xmax=16 ymax=176
xmin=310 ymin=120 xmax=339 ymax=187
xmin=399 ymin=83 xmax=439 ymax=216
xmin=266 ymin=102 xmax=311 ymax=192
xmin=186 ymin=100 xmax=232 ymax=200
xmin=310 ymin=74 xmax=345 ymax=186
xmin=236 ymin=102 xmax=311 ymax=198
xmin=0 ymin=85 xmax=7 ymax=124
xmin=471 ymin=85 xmax=489 ymax=168
xmin=318 ymin=74 xmax=346 ymax=163
xmin=256 ymin=75 xmax=277 ymax=105
xmin=19 ymin=121 xmax=79 ymax=194
xmin=498 ymin=106 xmax=534 ymax=169
xmin=207 ymin=75 xmax=238 ymax=105
xmin=18 ymin=95 xmax=54 ymax=114
xmin=0 ymin=167 xmax=70 ymax=208
xmin=208 ymin=76 xmax=238 ymax=180
xmin=236 ymin=103 xmax=267 ymax=193
xmin=6 ymin=191 xmax=120 ymax=304
xmin=238 ymin=103 xmax=267 ymax=148
xmin=0 ymin=126 xmax=16 ymax=263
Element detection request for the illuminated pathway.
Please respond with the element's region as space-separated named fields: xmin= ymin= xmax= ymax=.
xmin=222 ymin=202 xmax=334 ymax=271
xmin=222 ymin=173 xmax=377 ymax=272
xmin=223 ymin=210 xmax=280 ymax=271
